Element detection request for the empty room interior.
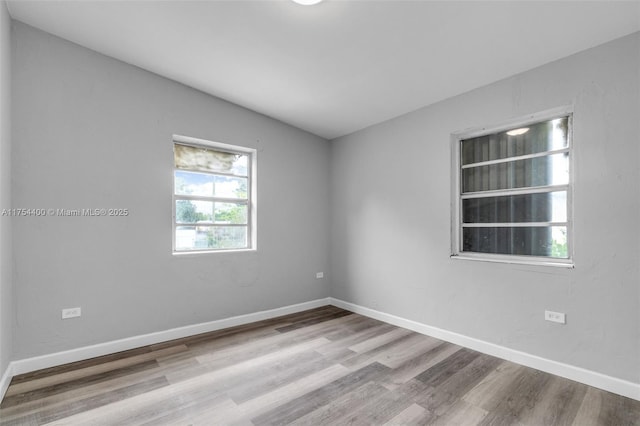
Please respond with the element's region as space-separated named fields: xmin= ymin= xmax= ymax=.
xmin=0 ymin=0 xmax=639 ymax=424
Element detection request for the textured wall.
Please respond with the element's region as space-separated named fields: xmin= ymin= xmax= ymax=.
xmin=12 ymin=22 xmax=331 ymax=359
xmin=330 ymin=33 xmax=640 ymax=383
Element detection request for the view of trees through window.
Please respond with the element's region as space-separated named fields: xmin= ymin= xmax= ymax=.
xmin=173 ymin=142 xmax=252 ymax=251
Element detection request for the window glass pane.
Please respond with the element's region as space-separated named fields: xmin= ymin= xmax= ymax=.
xmin=176 ymin=200 xmax=247 ymax=224
xmin=229 ymin=155 xmax=248 ymax=176
xmin=216 ymin=176 xmax=248 ymax=199
xmin=175 ymin=226 xmax=247 ymax=251
xmin=463 ymin=191 xmax=567 ymax=223
xmin=461 ymin=116 xmax=568 ymax=165
xmin=462 ymin=226 xmax=568 ymax=258
xmin=175 ymin=200 xmax=213 ymax=223
xmin=214 ymin=203 xmax=247 ymax=224
xmin=175 ymin=144 xmax=248 ymax=176
xmin=462 ymin=153 xmax=568 ymax=193
xmin=175 ymin=171 xmax=248 ymax=199
xmin=175 ymin=226 xmax=198 ymax=250
xmin=175 ymin=171 xmax=214 ymax=197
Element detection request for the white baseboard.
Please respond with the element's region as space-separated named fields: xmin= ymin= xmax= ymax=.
xmin=329 ymin=297 xmax=640 ymax=401
xmin=0 ymin=362 xmax=13 ymax=401
xmin=9 ymin=298 xmax=331 ymax=378
xmin=3 ymin=296 xmax=638 ymax=403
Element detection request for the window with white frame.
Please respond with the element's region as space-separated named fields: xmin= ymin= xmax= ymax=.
xmin=173 ymin=137 xmax=255 ymax=253
xmin=452 ymin=109 xmax=572 ymax=265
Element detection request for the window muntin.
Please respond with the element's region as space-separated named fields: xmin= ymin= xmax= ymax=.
xmin=453 ymin=113 xmax=572 ymax=264
xmin=173 ymin=139 xmax=254 ymax=253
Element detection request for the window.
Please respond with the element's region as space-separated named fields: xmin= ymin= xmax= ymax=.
xmin=173 ymin=136 xmax=256 ymax=253
xmin=451 ymin=108 xmax=572 ymax=266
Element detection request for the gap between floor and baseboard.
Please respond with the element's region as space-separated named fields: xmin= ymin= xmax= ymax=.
xmin=1 ymin=297 xmax=638 ymax=402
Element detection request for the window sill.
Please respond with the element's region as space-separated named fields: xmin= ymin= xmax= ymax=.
xmin=173 ymin=248 xmax=257 ymax=256
xmin=450 ymin=253 xmax=574 ymax=269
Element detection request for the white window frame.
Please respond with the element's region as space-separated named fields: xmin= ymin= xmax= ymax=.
xmin=450 ymin=106 xmax=574 ymax=268
xmin=172 ymin=135 xmax=257 ymax=255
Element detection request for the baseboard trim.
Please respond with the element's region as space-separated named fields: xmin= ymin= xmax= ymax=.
xmin=10 ymin=298 xmax=331 ymax=377
xmin=4 ymin=296 xmax=639 ymax=402
xmin=0 ymin=362 xmax=13 ymax=401
xmin=329 ymin=297 xmax=640 ymax=401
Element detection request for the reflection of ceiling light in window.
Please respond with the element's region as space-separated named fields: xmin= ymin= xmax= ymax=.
xmin=292 ymin=0 xmax=324 ymax=5
xmin=506 ymin=128 xmax=529 ymax=136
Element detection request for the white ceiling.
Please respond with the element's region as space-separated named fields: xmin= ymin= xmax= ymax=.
xmin=7 ymin=0 xmax=640 ymax=139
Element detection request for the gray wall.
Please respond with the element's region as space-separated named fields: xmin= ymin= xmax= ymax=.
xmin=12 ymin=22 xmax=331 ymax=359
xmin=331 ymin=33 xmax=640 ymax=383
xmin=0 ymin=0 xmax=13 ymax=377
xmin=7 ymin=15 xmax=639 ymax=388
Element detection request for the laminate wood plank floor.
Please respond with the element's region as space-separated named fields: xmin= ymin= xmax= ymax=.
xmin=1 ymin=306 xmax=639 ymax=425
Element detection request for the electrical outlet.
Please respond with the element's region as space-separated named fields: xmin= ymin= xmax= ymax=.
xmin=62 ymin=307 xmax=81 ymax=319
xmin=545 ymin=310 xmax=566 ymax=324
xmin=316 ymin=272 xmax=324 ymax=279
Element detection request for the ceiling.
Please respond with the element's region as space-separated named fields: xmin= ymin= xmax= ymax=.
xmin=7 ymin=0 xmax=640 ymax=140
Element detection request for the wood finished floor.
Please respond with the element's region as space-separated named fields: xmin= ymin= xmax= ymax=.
xmin=1 ymin=306 xmax=639 ymax=426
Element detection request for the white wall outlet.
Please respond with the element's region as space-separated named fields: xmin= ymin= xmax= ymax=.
xmin=545 ymin=310 xmax=566 ymax=324
xmin=316 ymin=272 xmax=324 ymax=279
xmin=62 ymin=307 xmax=82 ymax=319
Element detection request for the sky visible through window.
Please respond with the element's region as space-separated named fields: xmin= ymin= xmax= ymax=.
xmin=173 ymin=143 xmax=251 ymax=251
